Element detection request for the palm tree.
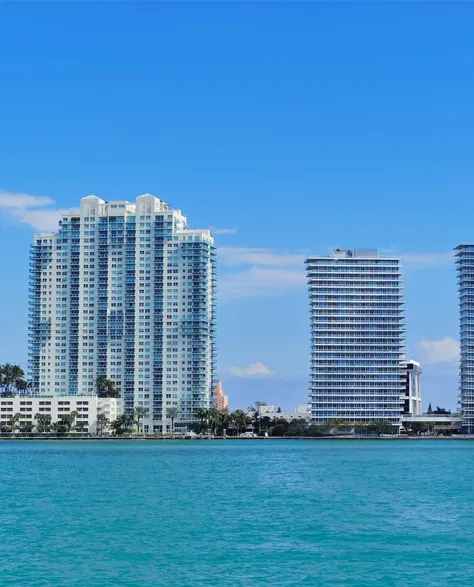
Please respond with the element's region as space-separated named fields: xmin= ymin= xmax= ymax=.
xmin=0 ymin=423 xmax=11 ymax=435
xmin=233 ymin=409 xmax=250 ymax=435
xmin=0 ymin=363 xmax=26 ymax=396
xmin=207 ymin=408 xmax=220 ymax=435
xmin=76 ymin=420 xmax=88 ymax=436
xmin=166 ymin=407 xmax=179 ymax=435
xmin=19 ymin=421 xmax=34 ymax=435
xmin=134 ymin=407 xmax=149 ymax=434
xmin=96 ymin=375 xmax=120 ymax=398
xmin=217 ymin=409 xmax=231 ymax=436
xmin=35 ymin=413 xmax=52 ymax=434
xmin=9 ymin=412 xmax=22 ymax=435
xmin=194 ymin=407 xmax=209 ymax=431
xmin=96 ymin=412 xmax=109 ymax=436
xmin=110 ymin=413 xmax=135 ymax=436
xmin=60 ymin=411 xmax=78 ymax=435
xmin=96 ymin=375 xmax=108 ymax=395
xmin=15 ymin=379 xmax=29 ymax=394
xmin=229 ymin=411 xmax=238 ymax=436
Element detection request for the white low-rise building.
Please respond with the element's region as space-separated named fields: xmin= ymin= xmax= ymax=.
xmin=257 ymin=404 xmax=311 ymax=423
xmin=0 ymin=396 xmax=123 ymax=435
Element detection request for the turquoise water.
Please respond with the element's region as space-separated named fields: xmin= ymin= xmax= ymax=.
xmin=1 ymin=440 xmax=474 ymax=586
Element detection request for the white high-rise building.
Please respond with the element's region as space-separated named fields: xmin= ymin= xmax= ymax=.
xmin=29 ymin=194 xmax=216 ymax=433
xmin=455 ymin=244 xmax=474 ymax=434
xmin=306 ymin=248 xmax=406 ymax=432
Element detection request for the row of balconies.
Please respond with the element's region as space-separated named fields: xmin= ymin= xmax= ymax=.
xmin=311 ymin=381 xmax=404 ymax=386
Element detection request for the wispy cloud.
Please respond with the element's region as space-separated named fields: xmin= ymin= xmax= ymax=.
xmin=220 ymin=247 xmax=306 ymax=267
xmin=212 ymin=227 xmax=238 ymax=235
xmin=0 ymin=189 xmax=70 ymax=232
xmin=415 ymin=337 xmax=460 ymax=365
xmin=219 ymin=246 xmax=455 ymax=300
xmin=229 ymin=362 xmax=274 ymax=378
xmin=401 ymin=252 xmax=453 ymax=269
xmin=219 ymin=246 xmax=307 ymax=299
xmin=0 ymin=191 xmax=54 ymax=209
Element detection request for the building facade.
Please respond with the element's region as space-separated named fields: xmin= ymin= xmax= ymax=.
xmin=29 ymin=194 xmax=216 ymax=432
xmin=455 ymin=244 xmax=474 ymax=434
xmin=402 ymin=359 xmax=422 ymax=416
xmin=306 ymin=248 xmax=405 ymax=431
xmin=257 ymin=404 xmax=311 ymax=423
xmin=212 ymin=380 xmax=228 ymax=411
xmin=0 ymin=396 xmax=123 ymax=435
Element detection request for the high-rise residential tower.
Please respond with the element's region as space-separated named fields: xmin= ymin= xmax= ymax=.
xmin=455 ymin=244 xmax=474 ymax=434
xmin=29 ymin=194 xmax=216 ymax=433
xmin=306 ymin=248 xmax=405 ymax=432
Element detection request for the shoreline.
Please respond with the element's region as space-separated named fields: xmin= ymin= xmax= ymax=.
xmin=1 ymin=435 xmax=473 ymax=441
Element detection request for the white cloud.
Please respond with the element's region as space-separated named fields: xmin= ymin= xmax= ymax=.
xmin=0 ymin=189 xmax=70 ymax=232
xmin=416 ymin=337 xmax=460 ymax=365
xmin=220 ymin=266 xmax=306 ymax=299
xmin=229 ymin=362 xmax=274 ymax=378
xmin=0 ymin=191 xmax=54 ymax=209
xmin=218 ymin=246 xmax=307 ymax=298
xmin=219 ymin=247 xmax=306 ymax=267
xmin=212 ymin=227 xmax=238 ymax=235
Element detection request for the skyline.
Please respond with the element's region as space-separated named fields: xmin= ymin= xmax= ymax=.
xmin=2 ymin=2 xmax=474 ymax=409
xmin=1 ymin=187 xmax=463 ymax=411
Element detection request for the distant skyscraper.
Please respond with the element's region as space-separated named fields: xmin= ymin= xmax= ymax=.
xmin=455 ymin=245 xmax=474 ymax=434
xmin=306 ymin=248 xmax=405 ymax=431
xmin=29 ymin=194 xmax=216 ymax=433
xmin=212 ymin=380 xmax=228 ymax=411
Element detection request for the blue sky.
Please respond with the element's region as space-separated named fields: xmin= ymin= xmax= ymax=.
xmin=1 ymin=2 xmax=473 ymax=410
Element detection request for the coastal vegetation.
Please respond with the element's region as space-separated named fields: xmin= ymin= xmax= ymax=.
xmin=251 ymin=418 xmax=397 ymax=437
xmin=95 ymin=375 xmax=120 ymax=398
xmin=134 ymin=406 xmax=148 ymax=433
xmin=190 ymin=407 xmax=252 ymax=436
xmin=166 ymin=407 xmax=179 ymax=435
xmin=0 ymin=411 xmax=80 ymax=436
xmin=96 ymin=412 xmax=109 ymax=436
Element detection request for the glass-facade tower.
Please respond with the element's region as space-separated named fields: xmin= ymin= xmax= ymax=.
xmin=455 ymin=244 xmax=474 ymax=434
xmin=306 ymin=248 xmax=405 ymax=431
xmin=29 ymin=194 xmax=216 ymax=433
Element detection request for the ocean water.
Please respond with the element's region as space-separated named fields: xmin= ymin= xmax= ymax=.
xmin=1 ymin=440 xmax=474 ymax=587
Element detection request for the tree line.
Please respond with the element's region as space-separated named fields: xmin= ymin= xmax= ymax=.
xmin=0 ymin=407 xmax=159 ymax=437
xmin=1 ymin=411 xmax=85 ymax=436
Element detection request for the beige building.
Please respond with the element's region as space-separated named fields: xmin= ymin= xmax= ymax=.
xmin=213 ymin=381 xmax=228 ymax=411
